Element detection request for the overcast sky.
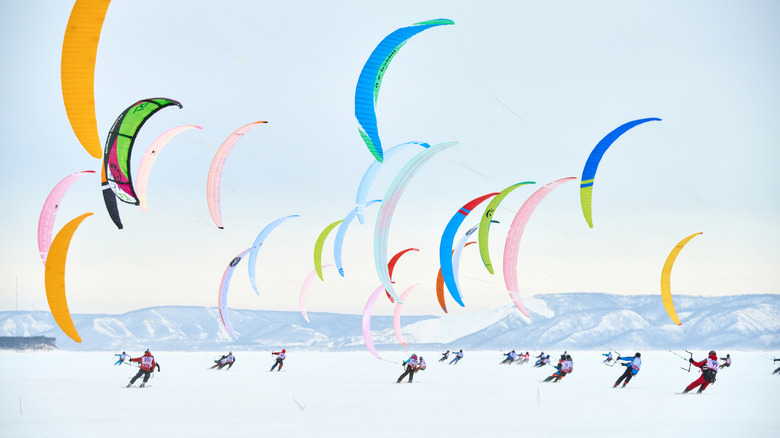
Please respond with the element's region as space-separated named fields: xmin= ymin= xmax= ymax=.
xmin=1 ymin=0 xmax=778 ymax=318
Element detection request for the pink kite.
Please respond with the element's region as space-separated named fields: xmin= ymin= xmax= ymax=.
xmin=502 ymin=177 xmax=576 ymax=317
xmin=37 ymin=170 xmax=95 ymax=265
xmin=299 ymin=264 xmax=334 ymax=323
xmin=392 ymin=284 xmax=420 ymax=348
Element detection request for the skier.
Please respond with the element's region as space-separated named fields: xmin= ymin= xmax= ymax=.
xmin=416 ymin=356 xmax=427 ymax=373
xmin=114 ymin=351 xmax=129 ymax=366
xmin=127 ymin=350 xmax=160 ymax=387
xmin=613 ymin=352 xmax=641 ymax=388
xmin=449 ymin=349 xmax=464 ymax=365
xmin=210 ymin=355 xmax=228 ymax=369
xmin=602 ymin=352 xmax=613 ymax=364
xmin=720 ymin=354 xmax=731 ymax=368
xmin=225 ymin=352 xmax=236 ymax=369
xmin=500 ymin=350 xmax=517 ymax=364
xmin=534 ymin=355 xmax=550 ymax=367
xmin=682 ymin=350 xmax=719 ymax=393
xmin=439 ymin=350 xmax=450 ymax=362
xmin=397 ymin=354 xmax=419 ymax=383
xmin=517 ymin=351 xmax=530 ymax=364
xmin=544 ymin=354 xmax=573 ymax=382
xmin=270 ymin=349 xmax=286 ymax=371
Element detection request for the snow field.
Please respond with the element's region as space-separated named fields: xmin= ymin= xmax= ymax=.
xmin=1 ymin=350 xmax=777 ymax=437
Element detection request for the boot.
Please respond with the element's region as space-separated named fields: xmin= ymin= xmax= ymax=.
xmin=140 ymin=382 xmax=145 ymax=387
xmin=682 ymin=388 xmax=690 ymax=394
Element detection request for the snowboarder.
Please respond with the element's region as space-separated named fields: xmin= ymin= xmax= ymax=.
xmin=613 ymin=352 xmax=641 ymax=388
xmin=127 ymin=350 xmax=160 ymax=387
xmin=720 ymin=354 xmax=731 ymax=368
xmin=500 ymin=350 xmax=517 ymax=364
xmin=449 ymin=349 xmax=464 ymax=365
xmin=602 ymin=352 xmax=613 ymax=364
xmin=397 ymin=354 xmax=419 ymax=383
xmin=439 ymin=350 xmax=450 ymax=362
xmin=682 ymin=350 xmax=719 ymax=393
xmin=114 ymin=351 xmax=129 ymax=366
xmin=270 ymin=349 xmax=286 ymax=371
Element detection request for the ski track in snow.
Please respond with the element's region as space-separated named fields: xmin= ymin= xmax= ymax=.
xmin=1 ymin=351 xmax=777 ymax=437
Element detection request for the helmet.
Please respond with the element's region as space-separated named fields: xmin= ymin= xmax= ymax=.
xmin=144 ymin=351 xmax=152 ymax=357
xmin=546 ymin=355 xmax=550 ymax=358
xmin=635 ymin=352 xmax=641 ymax=357
xmin=709 ymin=350 xmax=716 ymax=356
xmin=228 ymin=352 xmax=232 ymax=355
xmin=411 ymin=354 xmax=417 ymax=358
xmin=566 ymin=355 xmax=571 ymax=360
xmin=282 ymin=349 xmax=286 ymax=353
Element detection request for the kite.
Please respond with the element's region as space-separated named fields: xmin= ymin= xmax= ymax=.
xmin=355 ymin=141 xmax=428 ymax=224
xmin=314 ymin=220 xmax=344 ymax=281
xmin=355 ymin=19 xmax=454 ymax=162
xmin=248 ymin=215 xmax=300 ymax=295
xmin=136 ymin=125 xmax=202 ymax=212
xmin=661 ymin=232 xmax=703 ymax=325
xmin=503 ymin=177 xmax=576 ymax=317
xmin=361 ymin=285 xmax=386 ymax=359
xmin=478 ymin=181 xmax=535 ymax=274
xmin=218 ymin=248 xmax=251 ymax=340
xmin=61 ymin=0 xmax=111 ymax=159
xmin=44 ymin=212 xmax=93 ymax=343
xmin=101 ymin=97 xmax=183 ymax=229
xmin=436 ymin=241 xmax=477 ymax=313
xmin=580 ymin=117 xmax=661 ymax=228
xmin=439 ymin=193 xmax=499 ymax=307
xmin=207 ymin=121 xmax=268 ymax=229
xmin=38 ymin=170 xmax=95 ymax=265
xmin=299 ymin=264 xmax=334 ymax=324
xmin=384 ymin=247 xmax=419 ymax=302
xmin=393 ymin=284 xmax=420 ymax=348
xmin=334 ymin=200 xmax=381 ymax=277
xmin=374 ymin=141 xmax=458 ymax=302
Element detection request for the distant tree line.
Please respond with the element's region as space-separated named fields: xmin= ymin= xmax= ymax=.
xmin=0 ymin=336 xmax=56 ymax=350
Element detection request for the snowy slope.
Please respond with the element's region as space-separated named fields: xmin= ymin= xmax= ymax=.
xmin=1 ymin=293 xmax=778 ymax=351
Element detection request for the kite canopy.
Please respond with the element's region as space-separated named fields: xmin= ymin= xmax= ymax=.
xmin=218 ymin=248 xmax=251 ymax=340
xmin=661 ymin=232 xmax=703 ymax=325
xmin=579 ymin=117 xmax=661 ymax=228
xmin=478 ymin=182 xmax=535 ymax=274
xmin=61 ymin=0 xmax=111 ymax=159
xmin=103 ymin=98 xmax=183 ymax=205
xmin=355 ymin=19 xmax=453 ymax=162
xmin=503 ymin=177 xmax=576 ymax=317
xmin=314 ymin=220 xmax=344 ymax=281
xmin=38 ymin=170 xmax=95 ymax=265
xmin=299 ymin=265 xmax=334 ymax=324
xmin=44 ymin=212 xmax=94 ymax=343
xmin=439 ymin=192 xmax=499 ymax=307
xmin=334 ymin=200 xmax=381 ymax=277
xmin=136 ymin=125 xmax=202 ymax=212
xmin=248 ymin=215 xmax=300 ymax=296
xmin=374 ymin=141 xmax=458 ymax=302
xmin=393 ymin=284 xmax=420 ymax=348
xmin=207 ymin=121 xmax=267 ymax=229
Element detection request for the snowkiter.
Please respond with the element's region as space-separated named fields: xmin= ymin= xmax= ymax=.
xmin=613 ymin=352 xmax=641 ymax=388
xmin=225 ymin=352 xmax=235 ymax=369
xmin=439 ymin=350 xmax=450 ymax=362
xmin=210 ymin=355 xmax=227 ymax=369
xmin=602 ymin=352 xmax=613 ymax=363
xmin=416 ymin=357 xmax=427 ymax=372
xmin=397 ymin=354 xmax=419 ymax=383
xmin=517 ymin=352 xmax=530 ymax=364
xmin=774 ymin=358 xmax=780 ymax=375
xmin=720 ymin=354 xmax=731 ymax=368
xmin=270 ymin=349 xmax=286 ymax=371
xmin=449 ymin=349 xmax=464 ymax=365
xmin=501 ymin=350 xmax=517 ymax=364
xmin=127 ymin=350 xmax=160 ymax=387
xmin=114 ymin=351 xmax=129 ymax=365
xmin=544 ymin=354 xmax=574 ymax=382
xmin=683 ymin=350 xmax=719 ymax=393
xmin=534 ymin=355 xmax=550 ymax=367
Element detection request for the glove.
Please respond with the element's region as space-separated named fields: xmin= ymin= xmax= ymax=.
xmin=689 ymin=358 xmax=694 ymax=363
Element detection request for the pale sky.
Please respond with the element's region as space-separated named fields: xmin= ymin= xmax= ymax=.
xmin=1 ymin=0 xmax=778 ymax=318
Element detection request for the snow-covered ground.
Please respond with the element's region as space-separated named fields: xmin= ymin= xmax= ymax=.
xmin=1 ymin=350 xmax=777 ymax=437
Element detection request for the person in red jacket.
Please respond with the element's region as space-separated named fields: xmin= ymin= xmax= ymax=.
xmin=682 ymin=350 xmax=719 ymax=393
xmin=270 ymin=349 xmax=286 ymax=371
xmin=127 ymin=350 xmax=160 ymax=387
